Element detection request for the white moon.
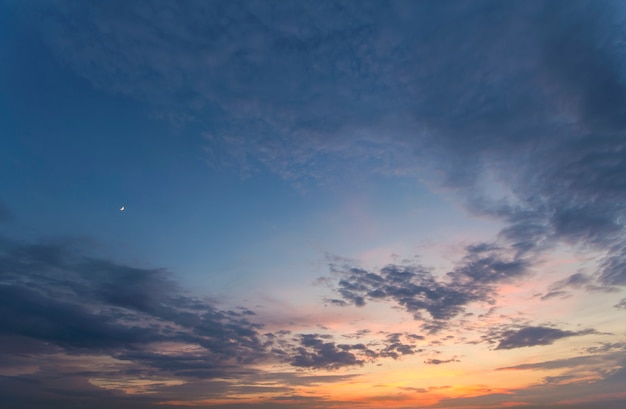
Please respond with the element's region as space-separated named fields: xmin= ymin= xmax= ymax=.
xmin=120 ymin=206 xmax=125 ymax=211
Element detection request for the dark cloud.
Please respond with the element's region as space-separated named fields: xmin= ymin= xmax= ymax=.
xmin=424 ymin=357 xmax=459 ymax=365
xmin=3 ymin=235 xmax=436 ymax=403
xmin=614 ymin=298 xmax=626 ymax=309
xmin=290 ymin=334 xmax=365 ymax=369
xmin=494 ymin=326 xmax=596 ymax=350
xmin=455 ymin=244 xmax=531 ymax=284
xmin=0 ymin=285 xmax=158 ymax=350
xmin=583 ymin=342 xmax=626 ymax=354
xmin=327 ymin=244 xmax=532 ymax=328
xmin=377 ymin=333 xmax=421 ymax=359
xmin=4 ymin=0 xmax=626 ymax=407
xmin=542 ymin=272 xmax=620 ymax=297
xmin=331 ymin=264 xmax=482 ymax=322
xmin=550 ymin=273 xmax=592 ymax=290
xmin=0 ymin=238 xmax=270 ymax=376
xmin=285 ymin=331 xmax=425 ymax=369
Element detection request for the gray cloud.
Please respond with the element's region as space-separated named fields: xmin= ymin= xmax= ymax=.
xmin=599 ymin=245 xmax=626 ymax=286
xmin=285 ymin=330 xmax=424 ymax=369
xmin=542 ymin=272 xmax=620 ymax=298
xmin=540 ymin=291 xmax=570 ymax=301
xmin=327 ymin=244 xmax=532 ymax=329
xmin=332 ymin=264 xmax=482 ymax=321
xmin=377 ymin=333 xmax=421 ymax=359
xmin=291 ymin=334 xmax=366 ymax=369
xmin=495 ymin=326 xmax=596 ymax=350
xmin=0 ymin=238 xmax=271 ymax=378
xmin=2 ymin=235 xmax=442 ymax=401
xmin=5 ymin=0 xmax=626 ymax=407
xmin=550 ymin=273 xmax=592 ymax=291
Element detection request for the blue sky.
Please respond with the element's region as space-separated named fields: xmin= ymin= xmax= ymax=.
xmin=2 ymin=1 xmax=626 ymax=408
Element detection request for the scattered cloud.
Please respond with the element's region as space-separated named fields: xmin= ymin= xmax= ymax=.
xmin=5 ymin=0 xmax=626 ymax=407
xmin=540 ymin=291 xmax=570 ymax=301
xmin=290 ymin=334 xmax=366 ymax=369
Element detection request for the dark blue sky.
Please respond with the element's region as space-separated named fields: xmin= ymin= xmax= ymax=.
xmin=2 ymin=1 xmax=626 ymax=408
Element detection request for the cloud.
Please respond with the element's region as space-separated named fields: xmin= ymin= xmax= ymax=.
xmin=424 ymin=357 xmax=460 ymax=365
xmin=285 ymin=330 xmax=425 ymax=369
xmin=331 ymin=264 xmax=483 ymax=322
xmin=290 ymin=334 xmax=366 ymax=369
xmin=550 ymin=273 xmax=593 ymax=290
xmin=0 ymin=237 xmax=270 ymax=376
xmin=2 ymin=235 xmax=445 ymax=402
xmin=494 ymin=326 xmax=596 ymax=350
xmin=326 ymin=243 xmax=533 ymax=329
xmin=614 ymin=298 xmax=626 ymax=309
xmin=376 ymin=332 xmax=422 ymax=359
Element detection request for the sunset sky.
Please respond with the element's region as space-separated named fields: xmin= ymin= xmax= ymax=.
xmin=2 ymin=1 xmax=626 ymax=408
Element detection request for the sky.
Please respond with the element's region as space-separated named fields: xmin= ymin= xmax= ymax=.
xmin=1 ymin=0 xmax=626 ymax=408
